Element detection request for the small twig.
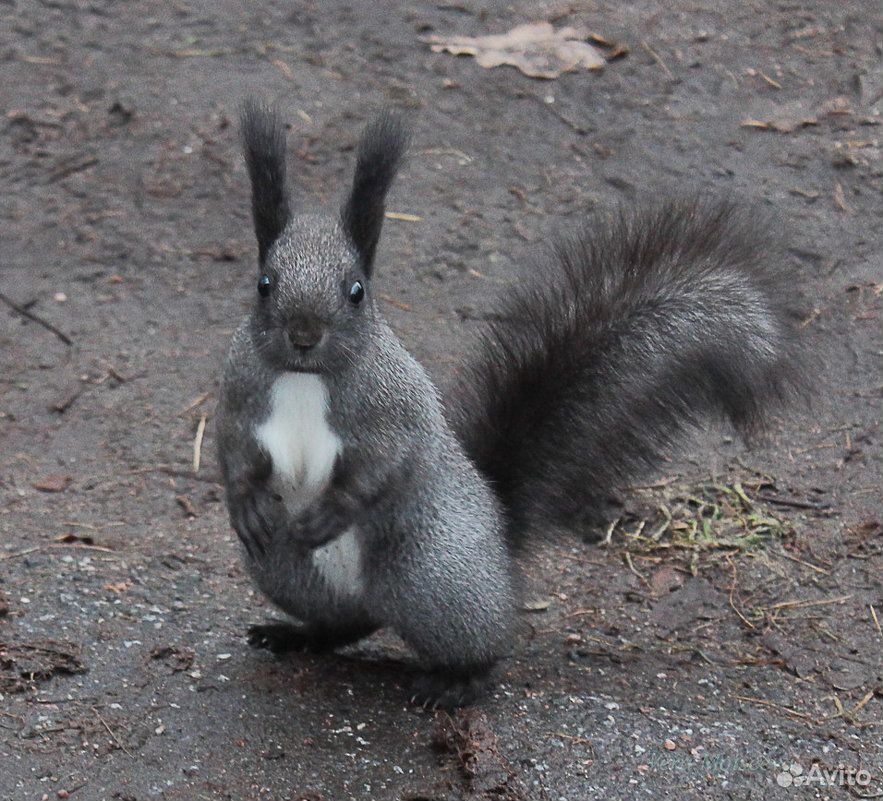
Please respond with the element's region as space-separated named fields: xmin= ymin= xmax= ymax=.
xmin=849 ymin=689 xmax=875 ymax=719
xmin=779 ymin=551 xmax=830 ymax=575
xmin=192 ymin=414 xmax=207 ymax=473
xmin=555 ymin=551 xmax=608 ymax=567
xmin=384 ymin=211 xmax=422 ymax=222
xmin=757 ymin=69 xmax=782 ymax=89
xmin=105 ymin=366 xmax=128 ymax=383
xmin=50 ymin=543 xmax=114 ymax=553
xmin=670 ymin=644 xmax=725 ymax=666
xmin=799 ymin=308 xmax=823 ymax=329
xmin=179 ymin=392 xmax=210 ymax=416
xmin=624 ymin=551 xmax=650 ymax=587
xmin=3 ymin=541 xmax=115 ymax=560
xmin=556 ymin=731 xmax=593 ymax=746
xmin=540 ymin=98 xmax=590 ymax=135
xmin=0 ymin=546 xmax=41 ymax=561
xmin=48 ymin=155 xmax=98 ymax=183
xmin=834 ymin=183 xmax=852 ymax=214
xmin=92 ymin=706 xmax=134 ymax=758
xmin=870 ymin=605 xmax=883 ymax=639
xmin=767 ymin=594 xmax=852 ymax=611
xmin=34 ymin=696 xmax=98 ymax=704
xmin=600 ymin=518 xmax=618 ymax=546
xmin=420 ymin=147 xmax=473 ymax=163
xmin=378 ymin=294 xmax=413 ymax=312
xmin=52 ymin=384 xmax=86 ymax=413
xmin=791 ymin=441 xmax=837 ymax=455
xmin=756 ymin=493 xmax=832 ymax=511
xmin=822 ymin=690 xmax=877 ymax=727
xmin=627 ymin=476 xmax=679 ymax=490
xmin=650 ymin=504 xmax=672 ymax=541
xmin=641 ymin=40 xmax=673 ymax=79
xmin=101 ymin=364 xmax=146 ymax=385
xmin=128 ymin=464 xmax=222 ymax=484
xmin=848 ymin=788 xmax=883 ymax=799
xmin=726 ymin=556 xmax=755 ymax=629
xmin=0 ymin=292 xmax=72 ymax=346
xmin=734 ymin=694 xmax=814 ymax=720
xmin=829 ymin=694 xmax=846 ymax=722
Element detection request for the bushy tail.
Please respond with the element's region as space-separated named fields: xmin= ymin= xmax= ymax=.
xmin=449 ymin=198 xmax=801 ymax=547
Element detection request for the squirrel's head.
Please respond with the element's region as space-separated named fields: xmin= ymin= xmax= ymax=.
xmin=239 ymin=100 xmax=408 ymax=374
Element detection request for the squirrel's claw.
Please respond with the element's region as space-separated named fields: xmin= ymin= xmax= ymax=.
xmin=409 ymin=667 xmax=493 ymax=711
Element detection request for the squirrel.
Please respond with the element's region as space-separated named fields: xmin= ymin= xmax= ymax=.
xmin=216 ymin=101 xmax=799 ymax=709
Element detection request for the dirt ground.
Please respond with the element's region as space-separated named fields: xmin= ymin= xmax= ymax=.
xmin=1 ymin=1 xmax=881 ymax=799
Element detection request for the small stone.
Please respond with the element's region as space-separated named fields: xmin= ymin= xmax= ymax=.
xmin=663 ymin=739 xmax=677 ymax=750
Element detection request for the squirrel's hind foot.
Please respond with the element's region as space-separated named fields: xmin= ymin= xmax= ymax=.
xmin=247 ymin=621 xmax=313 ymax=654
xmin=409 ymin=665 xmax=494 ymax=710
xmin=247 ymin=619 xmax=376 ymax=655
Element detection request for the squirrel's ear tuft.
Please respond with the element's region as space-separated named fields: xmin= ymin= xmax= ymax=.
xmin=241 ymin=99 xmax=291 ymax=263
xmin=341 ymin=112 xmax=409 ymax=275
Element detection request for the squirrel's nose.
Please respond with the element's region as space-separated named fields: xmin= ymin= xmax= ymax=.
xmin=286 ymin=316 xmax=326 ymax=351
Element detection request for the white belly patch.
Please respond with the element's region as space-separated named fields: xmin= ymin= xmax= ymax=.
xmin=255 ymin=373 xmax=363 ymax=599
xmin=255 ymin=373 xmax=342 ymax=511
xmin=312 ymin=526 xmax=364 ymax=598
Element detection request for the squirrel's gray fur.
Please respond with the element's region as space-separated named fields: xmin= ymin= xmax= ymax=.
xmin=216 ymin=101 xmax=800 ymax=708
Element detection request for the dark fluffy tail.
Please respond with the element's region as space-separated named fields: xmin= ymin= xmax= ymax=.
xmin=449 ymin=198 xmax=801 ymax=547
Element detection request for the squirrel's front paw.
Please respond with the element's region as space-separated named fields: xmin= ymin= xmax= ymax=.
xmin=231 ymin=491 xmax=283 ymax=558
xmin=287 ymin=495 xmax=354 ymax=549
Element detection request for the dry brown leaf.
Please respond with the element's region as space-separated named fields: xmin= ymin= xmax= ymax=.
xmin=740 ymin=113 xmax=814 ymax=134
xmin=176 ymin=495 xmax=199 ymax=518
xmin=423 ymin=22 xmax=613 ymax=79
xmin=33 ymin=474 xmax=72 ymax=493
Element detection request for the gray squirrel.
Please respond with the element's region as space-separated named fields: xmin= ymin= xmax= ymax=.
xmin=216 ymin=101 xmax=799 ymax=709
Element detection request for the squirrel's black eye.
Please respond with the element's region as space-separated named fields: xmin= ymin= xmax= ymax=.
xmin=349 ymin=280 xmax=365 ymax=305
xmin=257 ymin=274 xmax=272 ymax=297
